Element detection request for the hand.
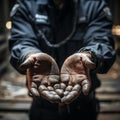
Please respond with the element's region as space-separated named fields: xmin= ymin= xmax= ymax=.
xmin=60 ymin=52 xmax=96 ymax=104
xmin=20 ymin=53 xmax=61 ymax=103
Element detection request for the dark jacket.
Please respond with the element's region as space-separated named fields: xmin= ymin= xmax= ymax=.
xmin=9 ymin=0 xmax=116 ymax=89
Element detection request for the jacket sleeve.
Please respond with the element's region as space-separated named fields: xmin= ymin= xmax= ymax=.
xmin=79 ymin=0 xmax=116 ymax=74
xmin=8 ymin=0 xmax=41 ymax=74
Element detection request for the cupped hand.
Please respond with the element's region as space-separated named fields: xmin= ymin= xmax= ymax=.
xmin=20 ymin=53 xmax=61 ymax=103
xmin=60 ymin=53 xmax=95 ymax=104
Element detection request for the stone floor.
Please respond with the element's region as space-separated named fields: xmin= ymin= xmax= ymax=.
xmin=0 ymin=113 xmax=29 ymax=120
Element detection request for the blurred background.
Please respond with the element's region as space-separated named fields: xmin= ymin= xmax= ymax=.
xmin=0 ymin=0 xmax=120 ymax=120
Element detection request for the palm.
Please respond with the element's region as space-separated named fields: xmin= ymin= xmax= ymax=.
xmin=21 ymin=53 xmax=61 ymax=103
xmin=60 ymin=53 xmax=93 ymax=104
xmin=21 ymin=53 xmax=95 ymax=104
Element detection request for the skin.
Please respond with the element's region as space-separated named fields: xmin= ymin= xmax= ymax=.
xmin=20 ymin=52 xmax=95 ymax=104
xmin=21 ymin=53 xmax=61 ymax=103
xmin=60 ymin=53 xmax=95 ymax=104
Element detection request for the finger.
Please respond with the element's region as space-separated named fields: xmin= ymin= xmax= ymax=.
xmin=31 ymin=82 xmax=37 ymax=88
xmin=38 ymin=85 xmax=48 ymax=93
xmin=49 ymin=91 xmax=61 ymax=103
xmin=39 ymin=85 xmax=61 ymax=102
xmin=62 ymin=84 xmax=81 ymax=104
xmin=84 ymin=58 xmax=96 ymax=70
xmin=29 ymin=82 xmax=40 ymax=96
xmin=81 ymin=79 xmax=91 ymax=95
xmin=60 ymin=83 xmax=69 ymax=96
xmin=72 ymin=84 xmax=81 ymax=91
xmin=60 ymin=83 xmax=66 ymax=90
xmin=41 ymin=90 xmax=61 ymax=103
xmin=63 ymin=91 xmax=69 ymax=96
xmin=61 ymin=91 xmax=79 ymax=104
xmin=65 ymin=85 xmax=73 ymax=91
xmin=54 ymin=84 xmax=61 ymax=89
xmin=55 ymin=89 xmax=64 ymax=97
xmin=47 ymin=86 xmax=54 ymax=91
xmin=54 ymin=83 xmax=64 ymax=97
xmin=30 ymin=88 xmax=40 ymax=96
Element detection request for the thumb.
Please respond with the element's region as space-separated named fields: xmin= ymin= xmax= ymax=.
xmin=84 ymin=58 xmax=96 ymax=70
xmin=19 ymin=57 xmax=35 ymax=70
xmin=80 ymin=52 xmax=96 ymax=70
